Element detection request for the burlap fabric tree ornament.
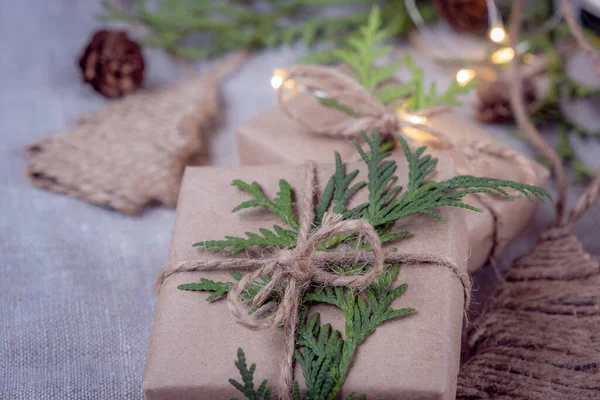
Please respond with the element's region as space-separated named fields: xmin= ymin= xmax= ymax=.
xmin=26 ymin=52 xmax=247 ymax=215
xmin=458 ymin=1 xmax=600 ymax=397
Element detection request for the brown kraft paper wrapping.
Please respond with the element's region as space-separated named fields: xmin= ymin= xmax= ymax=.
xmin=143 ymin=156 xmax=469 ymax=400
xmin=236 ymin=94 xmax=549 ymax=271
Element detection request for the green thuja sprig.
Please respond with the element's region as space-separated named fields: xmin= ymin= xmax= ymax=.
xmin=294 ymin=312 xmax=344 ymax=400
xmin=299 ymin=264 xmax=413 ymax=399
xmin=319 ymin=6 xmax=475 ymax=118
xmin=230 ymin=348 xmax=272 ymax=400
xmin=99 ymin=0 xmax=436 ymax=60
xmin=179 ymin=272 xmax=272 ymax=309
xmin=333 ymin=6 xmax=401 ymax=96
xmin=325 ymin=6 xmax=411 ymax=108
xmin=401 ymin=55 xmax=477 ymax=111
xmin=232 ymin=179 xmax=299 ymax=230
xmin=193 ymin=179 xmax=298 ymax=255
xmin=314 ymin=152 xmax=366 ymax=226
xmin=178 ymin=277 xmax=233 ymax=301
xmin=349 ymin=133 xmax=550 ymax=232
xmin=230 ymin=265 xmax=406 ymax=400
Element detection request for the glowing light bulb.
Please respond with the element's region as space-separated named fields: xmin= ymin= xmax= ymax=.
xmin=489 ymin=25 xmax=507 ymax=44
xmin=284 ymin=79 xmax=295 ymax=89
xmin=271 ymin=75 xmax=283 ymax=89
xmin=396 ymin=110 xmax=441 ymax=144
xmin=406 ymin=114 xmax=426 ymax=125
xmin=271 ymin=68 xmax=286 ymax=89
xmin=271 ymin=68 xmax=298 ymax=93
xmin=455 ymin=69 xmax=476 ymax=86
xmin=271 ymin=76 xmax=283 ymax=89
xmin=522 ymin=52 xmax=535 ymax=64
xmin=491 ymin=47 xmax=515 ymax=64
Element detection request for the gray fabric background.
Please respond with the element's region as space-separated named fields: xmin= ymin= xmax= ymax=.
xmin=1 ymin=1 xmax=598 ymax=399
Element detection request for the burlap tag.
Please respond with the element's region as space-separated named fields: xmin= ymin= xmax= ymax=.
xmin=25 ymin=52 xmax=246 ymax=215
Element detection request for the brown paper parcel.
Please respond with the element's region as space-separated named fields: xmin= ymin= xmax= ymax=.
xmin=143 ymin=156 xmax=469 ymax=400
xmin=237 ymin=94 xmax=549 ymax=271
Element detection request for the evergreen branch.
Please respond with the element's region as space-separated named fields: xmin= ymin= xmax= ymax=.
xmin=232 ymin=179 xmax=299 ymax=230
xmin=178 ymin=272 xmax=272 ymax=309
xmin=353 ymin=133 xmax=401 ymax=225
xmin=399 ymin=138 xmax=437 ymax=190
xmin=333 ymin=6 xmax=391 ymax=92
xmin=376 ymin=82 xmax=414 ymax=105
xmin=349 ymin=133 xmax=408 ymax=242
xmin=313 ymin=7 xmax=474 ymax=116
xmin=295 ymin=313 xmax=344 ymax=400
xmin=317 ymin=98 xmax=359 ymax=117
xmin=193 ymin=225 xmax=297 ymax=255
xmin=402 ymin=55 xmax=476 ymax=111
xmin=314 ymin=152 xmax=365 ymax=227
xmin=178 ymin=278 xmax=232 ymax=302
xmin=332 ymin=153 xmax=365 ymax=215
xmin=301 ymin=264 xmax=414 ymax=398
xmin=331 ymin=6 xmax=409 ymax=102
xmin=230 ymin=348 xmax=272 ymax=400
xmin=369 ymin=136 xmax=552 ymax=226
xmin=314 ymin=174 xmax=335 ymax=226
xmin=379 ymin=231 xmax=411 ymax=243
xmin=100 ymin=0 xmax=436 ymax=60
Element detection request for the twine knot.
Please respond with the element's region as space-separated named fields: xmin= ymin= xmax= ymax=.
xmin=224 ymin=211 xmax=386 ymax=334
xmin=379 ymin=112 xmax=400 ymax=134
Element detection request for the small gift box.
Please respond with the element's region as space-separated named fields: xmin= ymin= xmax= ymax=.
xmin=143 ymin=154 xmax=471 ymax=399
xmin=237 ymin=93 xmax=549 ymax=271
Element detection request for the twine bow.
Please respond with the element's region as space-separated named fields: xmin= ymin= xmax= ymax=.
xmin=156 ymin=162 xmax=470 ymax=400
xmin=277 ymin=64 xmax=537 ymax=186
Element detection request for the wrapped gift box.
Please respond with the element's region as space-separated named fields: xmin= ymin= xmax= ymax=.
xmin=143 ymin=155 xmax=469 ymax=399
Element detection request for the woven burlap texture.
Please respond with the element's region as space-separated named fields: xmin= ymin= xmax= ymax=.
xmin=457 ymin=224 xmax=600 ymax=399
xmin=25 ymin=77 xmax=214 ymax=215
xmin=24 ymin=52 xmax=247 ymax=215
xmin=457 ymin=2 xmax=600 ymax=398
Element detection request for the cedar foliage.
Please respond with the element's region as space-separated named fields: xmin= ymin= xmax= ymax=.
xmin=317 ymin=7 xmax=477 ymax=117
xmin=99 ymin=0 xmax=437 ymax=60
xmin=230 ymin=348 xmax=272 ymax=400
xmin=191 ymin=133 xmax=549 ymax=256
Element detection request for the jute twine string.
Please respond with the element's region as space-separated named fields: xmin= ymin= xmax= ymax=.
xmin=561 ymin=0 xmax=600 ymax=79
xmin=457 ymin=1 xmax=600 ymax=398
xmin=156 ymin=162 xmax=470 ymax=400
xmin=276 ymin=64 xmax=538 ymax=187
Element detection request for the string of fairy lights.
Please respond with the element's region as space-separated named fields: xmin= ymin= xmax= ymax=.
xmin=269 ymin=1 xmax=566 ymax=142
xmin=453 ymin=0 xmax=564 ymax=86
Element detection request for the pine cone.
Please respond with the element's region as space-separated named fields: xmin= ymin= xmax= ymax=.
xmin=476 ymin=76 xmax=538 ymax=123
xmin=79 ymin=30 xmax=145 ymax=98
xmin=435 ymin=0 xmax=489 ymax=32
